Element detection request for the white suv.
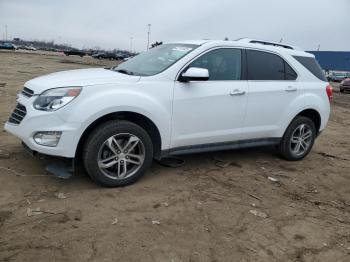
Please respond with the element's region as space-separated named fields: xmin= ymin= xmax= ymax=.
xmin=4 ymin=39 xmax=332 ymax=187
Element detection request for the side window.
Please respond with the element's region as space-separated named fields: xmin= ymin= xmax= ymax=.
xmin=189 ymin=49 xmax=242 ymax=80
xmin=285 ymin=62 xmax=298 ymax=80
xmin=247 ymin=50 xmax=297 ymax=80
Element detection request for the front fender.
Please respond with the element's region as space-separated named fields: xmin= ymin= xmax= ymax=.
xmin=59 ymin=84 xmax=172 ymax=151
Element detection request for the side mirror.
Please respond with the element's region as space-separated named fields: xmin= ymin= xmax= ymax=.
xmin=179 ymin=67 xmax=209 ymax=82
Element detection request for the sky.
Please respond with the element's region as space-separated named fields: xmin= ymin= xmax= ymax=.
xmin=0 ymin=0 xmax=349 ymax=52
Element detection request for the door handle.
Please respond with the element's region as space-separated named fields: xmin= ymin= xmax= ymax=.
xmin=285 ymin=86 xmax=297 ymax=92
xmin=230 ymin=89 xmax=246 ymax=96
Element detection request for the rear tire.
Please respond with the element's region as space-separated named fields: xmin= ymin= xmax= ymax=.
xmin=278 ymin=116 xmax=316 ymax=161
xmin=83 ymin=120 xmax=153 ymax=187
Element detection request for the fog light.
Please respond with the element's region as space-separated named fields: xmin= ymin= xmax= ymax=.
xmin=33 ymin=131 xmax=62 ymax=147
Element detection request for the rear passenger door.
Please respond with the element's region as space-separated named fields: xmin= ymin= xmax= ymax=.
xmin=242 ymin=49 xmax=300 ymax=139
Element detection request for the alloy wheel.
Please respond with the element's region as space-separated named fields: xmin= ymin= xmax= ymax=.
xmin=290 ymin=124 xmax=313 ymax=156
xmin=97 ymin=133 xmax=145 ymax=180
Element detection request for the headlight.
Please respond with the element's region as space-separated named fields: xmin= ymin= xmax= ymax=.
xmin=33 ymin=87 xmax=81 ymax=111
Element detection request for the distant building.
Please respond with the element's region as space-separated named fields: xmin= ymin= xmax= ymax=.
xmin=308 ymin=51 xmax=350 ymax=72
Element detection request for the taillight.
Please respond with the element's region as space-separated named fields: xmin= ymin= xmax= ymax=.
xmin=326 ymin=84 xmax=333 ymax=102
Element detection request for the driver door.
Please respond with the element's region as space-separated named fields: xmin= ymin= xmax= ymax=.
xmin=171 ymin=48 xmax=248 ymax=150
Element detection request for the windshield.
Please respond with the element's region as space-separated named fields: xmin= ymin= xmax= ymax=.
xmin=112 ymin=44 xmax=198 ymax=76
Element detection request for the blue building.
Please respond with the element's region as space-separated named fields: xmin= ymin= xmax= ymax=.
xmin=308 ymin=51 xmax=350 ymax=72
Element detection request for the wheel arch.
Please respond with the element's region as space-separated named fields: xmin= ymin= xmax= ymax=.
xmin=294 ymin=108 xmax=321 ymax=134
xmin=75 ymin=111 xmax=162 ymax=161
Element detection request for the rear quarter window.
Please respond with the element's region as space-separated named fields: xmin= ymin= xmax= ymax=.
xmin=293 ymin=56 xmax=327 ymax=81
xmin=247 ymin=50 xmax=297 ymax=81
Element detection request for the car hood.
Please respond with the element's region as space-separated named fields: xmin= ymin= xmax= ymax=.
xmin=25 ymin=68 xmax=141 ymax=94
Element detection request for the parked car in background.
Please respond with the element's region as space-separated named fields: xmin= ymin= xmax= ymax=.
xmin=40 ymin=47 xmax=60 ymax=52
xmin=116 ymin=53 xmax=131 ymax=60
xmin=340 ymin=78 xmax=350 ymax=93
xmin=84 ymin=50 xmax=95 ymax=56
xmin=27 ymin=46 xmax=37 ymax=51
xmin=63 ymin=49 xmax=86 ymax=57
xmin=92 ymin=52 xmax=126 ymax=60
xmin=4 ymin=39 xmax=331 ymax=187
xmin=91 ymin=52 xmax=112 ymax=60
xmin=20 ymin=45 xmax=37 ymax=51
xmin=0 ymin=42 xmax=17 ymax=50
xmin=328 ymin=72 xmax=347 ymax=82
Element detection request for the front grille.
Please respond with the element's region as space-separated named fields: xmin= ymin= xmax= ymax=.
xmin=8 ymin=103 xmax=27 ymax=124
xmin=21 ymin=87 xmax=34 ymax=98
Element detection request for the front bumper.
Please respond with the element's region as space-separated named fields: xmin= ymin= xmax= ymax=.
xmin=4 ymin=94 xmax=82 ymax=158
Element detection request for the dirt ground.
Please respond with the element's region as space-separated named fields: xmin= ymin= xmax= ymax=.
xmin=0 ymin=50 xmax=349 ymax=262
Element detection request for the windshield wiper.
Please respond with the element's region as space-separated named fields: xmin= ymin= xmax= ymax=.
xmin=115 ymin=69 xmax=134 ymax=75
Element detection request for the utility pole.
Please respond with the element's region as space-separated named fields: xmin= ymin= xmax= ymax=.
xmin=130 ymin=37 xmax=133 ymax=53
xmin=147 ymin=24 xmax=151 ymax=50
xmin=5 ymin=24 xmax=8 ymax=41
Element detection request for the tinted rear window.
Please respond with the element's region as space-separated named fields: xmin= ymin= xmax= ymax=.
xmin=247 ymin=50 xmax=297 ymax=80
xmin=247 ymin=50 xmax=284 ymax=80
xmin=293 ymin=56 xmax=327 ymax=81
xmin=285 ymin=63 xmax=298 ymax=80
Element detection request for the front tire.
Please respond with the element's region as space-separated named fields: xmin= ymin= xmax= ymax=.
xmin=278 ymin=116 xmax=316 ymax=161
xmin=83 ymin=121 xmax=153 ymax=187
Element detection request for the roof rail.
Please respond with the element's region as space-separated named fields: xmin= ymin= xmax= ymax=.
xmin=236 ymin=38 xmax=302 ymax=51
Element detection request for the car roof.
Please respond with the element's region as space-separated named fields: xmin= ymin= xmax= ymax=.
xmin=170 ymin=39 xmax=212 ymax=46
xmin=169 ymin=39 xmax=313 ymax=58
